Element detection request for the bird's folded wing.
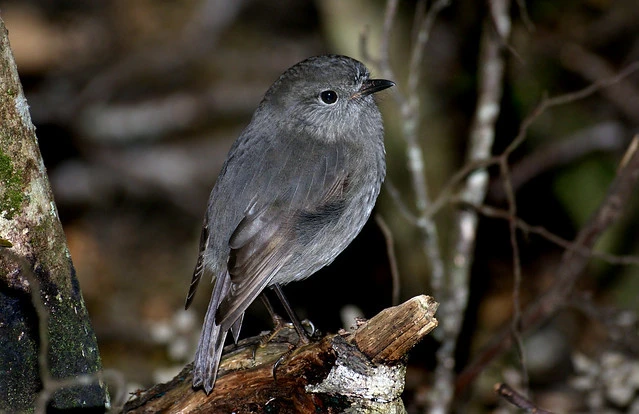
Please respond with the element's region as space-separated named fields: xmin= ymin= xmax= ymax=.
xmin=217 ymin=203 xmax=294 ymax=332
xmin=201 ymin=138 xmax=354 ymax=331
xmin=216 ymin=150 xmax=353 ymax=332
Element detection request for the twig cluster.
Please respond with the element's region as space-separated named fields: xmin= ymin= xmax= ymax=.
xmin=363 ymin=0 xmax=639 ymax=412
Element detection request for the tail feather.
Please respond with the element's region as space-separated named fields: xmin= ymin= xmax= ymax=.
xmin=230 ymin=312 xmax=244 ymax=344
xmin=192 ymin=308 xmax=227 ymax=393
xmin=193 ymin=271 xmax=240 ymax=394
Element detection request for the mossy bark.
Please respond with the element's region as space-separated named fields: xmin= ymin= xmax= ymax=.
xmin=0 ymin=17 xmax=107 ymax=411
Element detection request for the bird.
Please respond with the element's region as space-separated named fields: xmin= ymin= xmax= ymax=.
xmin=185 ymin=54 xmax=394 ymax=394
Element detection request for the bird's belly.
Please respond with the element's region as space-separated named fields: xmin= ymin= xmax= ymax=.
xmin=269 ymin=184 xmax=379 ymax=286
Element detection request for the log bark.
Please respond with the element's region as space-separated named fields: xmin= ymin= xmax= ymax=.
xmin=0 ymin=16 xmax=106 ymax=411
xmin=123 ymin=295 xmax=438 ymax=414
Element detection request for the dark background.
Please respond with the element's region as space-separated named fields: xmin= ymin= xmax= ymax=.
xmin=2 ymin=0 xmax=639 ymax=411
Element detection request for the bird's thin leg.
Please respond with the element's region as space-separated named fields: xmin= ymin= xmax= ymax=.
xmin=259 ymin=293 xmax=287 ymax=346
xmin=260 ymin=292 xmax=285 ymax=327
xmin=259 ymin=289 xmax=304 ymax=382
xmin=272 ymin=284 xmax=310 ymax=344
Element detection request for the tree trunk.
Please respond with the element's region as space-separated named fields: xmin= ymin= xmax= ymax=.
xmin=0 ymin=16 xmax=107 ymax=412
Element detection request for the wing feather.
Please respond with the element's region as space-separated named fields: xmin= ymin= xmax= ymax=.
xmin=215 ymin=139 xmax=352 ymax=332
xmin=185 ymin=221 xmax=209 ymax=309
xmin=217 ymin=204 xmax=294 ymax=331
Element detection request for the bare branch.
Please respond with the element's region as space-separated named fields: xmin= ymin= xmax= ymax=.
xmin=457 ymin=135 xmax=639 ymax=395
xmin=383 ymin=178 xmax=419 ymax=225
xmin=365 ymin=0 xmax=451 ymax=329
xmin=375 ymin=214 xmax=401 ymax=306
xmin=514 ymin=0 xmax=536 ymax=33
xmin=459 ymin=201 xmax=639 ymax=266
xmin=499 ymin=157 xmax=530 ymax=395
xmin=505 ymin=61 xmax=639 ymax=157
xmin=428 ymin=61 xmax=639 ymax=219
xmin=490 ymin=122 xmax=627 ymax=201
xmin=561 ymin=43 xmax=639 ymax=124
xmin=495 ymin=383 xmax=554 ymax=414
xmin=431 ymin=0 xmax=512 ymax=411
xmin=361 ymin=3 xmax=639 ymax=409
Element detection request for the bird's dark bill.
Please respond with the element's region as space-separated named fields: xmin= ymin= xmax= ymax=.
xmin=357 ymin=79 xmax=395 ymax=97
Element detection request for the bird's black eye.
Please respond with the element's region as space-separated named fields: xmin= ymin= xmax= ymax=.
xmin=320 ymin=90 xmax=338 ymax=104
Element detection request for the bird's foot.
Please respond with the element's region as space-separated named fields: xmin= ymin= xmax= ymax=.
xmin=259 ymin=314 xmax=289 ymax=347
xmin=300 ymin=319 xmax=317 ymax=341
xmin=270 ymin=320 xmax=322 ymax=381
xmin=272 ymin=342 xmax=295 ymax=381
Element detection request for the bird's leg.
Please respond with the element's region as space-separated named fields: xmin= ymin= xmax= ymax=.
xmin=259 ymin=293 xmax=288 ymax=345
xmin=272 ymin=284 xmax=311 ymax=345
xmin=258 ymin=294 xmax=296 ymax=382
xmin=261 ymin=292 xmax=285 ymax=328
xmin=260 ymin=287 xmax=314 ymax=382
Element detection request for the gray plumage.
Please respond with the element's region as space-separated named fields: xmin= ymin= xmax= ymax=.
xmin=185 ymin=55 xmax=393 ymax=394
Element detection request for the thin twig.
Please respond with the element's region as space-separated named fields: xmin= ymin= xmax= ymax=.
xmin=384 ymin=178 xmax=419 ymax=225
xmin=375 ymin=214 xmax=401 ymax=306
xmin=0 ymin=251 xmax=58 ymax=414
xmin=500 ymin=157 xmax=529 ymax=395
xmin=491 ymin=0 xmax=529 ymax=384
xmin=514 ymin=0 xmax=535 ymax=33
xmin=427 ymin=62 xmax=639 ymax=219
xmin=561 ymin=43 xmax=639 ymax=123
xmin=569 ymin=293 xmax=639 ymax=354
xmin=505 ymin=61 xmax=639 ymax=157
xmin=457 ymin=201 xmax=639 ymax=266
xmin=457 ymin=135 xmax=639 ymax=395
xmin=490 ymin=122 xmax=626 ymax=201
xmin=495 ymin=383 xmax=554 ymax=414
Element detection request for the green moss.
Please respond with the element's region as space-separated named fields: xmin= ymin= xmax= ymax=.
xmin=0 ymin=150 xmax=24 ymax=220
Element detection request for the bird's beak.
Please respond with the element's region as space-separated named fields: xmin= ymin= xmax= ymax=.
xmin=352 ymin=79 xmax=395 ymax=99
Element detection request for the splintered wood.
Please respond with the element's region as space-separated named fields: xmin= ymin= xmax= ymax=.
xmin=350 ymin=294 xmax=439 ymax=364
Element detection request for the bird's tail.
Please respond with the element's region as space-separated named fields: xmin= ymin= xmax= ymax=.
xmin=192 ymin=271 xmax=232 ymax=394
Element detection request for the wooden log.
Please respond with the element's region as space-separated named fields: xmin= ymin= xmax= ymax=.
xmin=122 ymin=295 xmax=438 ymax=413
